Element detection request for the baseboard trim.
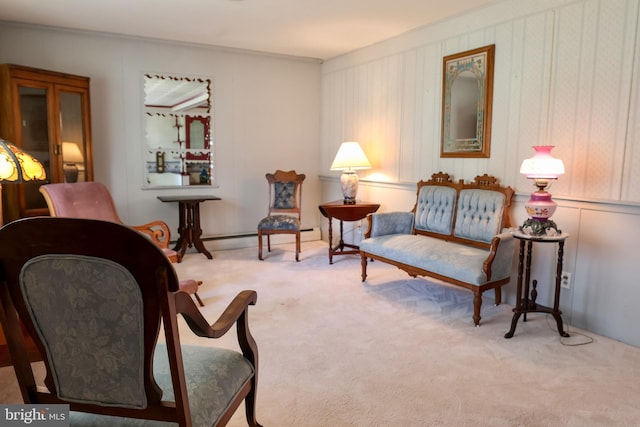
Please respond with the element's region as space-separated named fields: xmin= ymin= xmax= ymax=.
xmin=195 ymin=226 xmax=321 ymax=252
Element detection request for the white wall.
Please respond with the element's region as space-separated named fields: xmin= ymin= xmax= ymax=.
xmin=320 ymin=0 xmax=640 ymax=347
xmin=0 ymin=23 xmax=323 ymax=239
xmin=2 ymin=0 xmax=639 ymax=347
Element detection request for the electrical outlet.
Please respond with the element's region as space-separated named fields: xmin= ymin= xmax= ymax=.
xmin=561 ymin=271 xmax=571 ymax=289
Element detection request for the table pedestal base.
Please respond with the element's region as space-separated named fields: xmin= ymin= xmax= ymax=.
xmin=328 ymin=219 xmax=361 ymax=264
xmin=504 ymin=281 xmax=569 ymax=338
xmin=174 ymin=200 xmax=212 ymax=260
xmin=318 ymin=201 xmax=380 ymax=264
xmin=505 ymin=234 xmax=570 ymax=339
xmin=157 ymin=195 xmax=221 ymax=260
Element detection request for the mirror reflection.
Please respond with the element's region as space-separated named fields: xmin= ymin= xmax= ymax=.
xmin=450 ymin=70 xmax=478 ymax=140
xmin=143 ymin=74 xmax=213 ymax=187
xmin=441 ymin=44 xmax=494 ymax=158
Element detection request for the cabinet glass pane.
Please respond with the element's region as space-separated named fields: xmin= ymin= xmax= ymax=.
xmin=60 ymin=91 xmax=86 ymax=183
xmin=18 ymin=86 xmax=50 ymax=211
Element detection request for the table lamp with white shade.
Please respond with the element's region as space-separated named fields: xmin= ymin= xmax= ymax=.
xmin=330 ymin=141 xmax=371 ymax=204
xmin=62 ymin=142 xmax=85 ymax=183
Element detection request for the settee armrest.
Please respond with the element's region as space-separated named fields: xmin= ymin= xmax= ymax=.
xmin=364 ymin=212 xmax=414 ymax=238
xmin=482 ymin=228 xmax=517 ymax=281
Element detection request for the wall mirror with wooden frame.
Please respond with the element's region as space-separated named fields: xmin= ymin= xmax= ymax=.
xmin=440 ymin=44 xmax=495 ymax=158
xmin=143 ymin=74 xmax=213 ymax=188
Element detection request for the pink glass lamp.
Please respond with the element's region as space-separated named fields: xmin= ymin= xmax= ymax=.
xmin=519 ymin=145 xmax=565 ymax=235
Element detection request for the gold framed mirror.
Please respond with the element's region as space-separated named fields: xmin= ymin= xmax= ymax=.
xmin=440 ymin=44 xmax=495 ymax=158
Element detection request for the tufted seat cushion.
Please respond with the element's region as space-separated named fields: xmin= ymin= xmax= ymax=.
xmin=258 ymin=214 xmax=300 ymax=231
xmin=454 ymin=189 xmax=505 ymax=243
xmin=360 ymin=233 xmax=513 ymax=285
xmin=273 ymin=181 xmax=295 ymax=209
xmin=414 ymin=185 xmax=456 ymax=235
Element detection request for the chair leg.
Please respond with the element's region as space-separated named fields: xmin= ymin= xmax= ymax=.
xmin=194 ymin=292 xmax=205 ymax=307
xmin=245 ymin=377 xmax=263 ymax=427
xmin=267 ymin=234 xmax=271 ymax=252
xmin=258 ymin=231 xmax=264 ymax=260
xmin=295 ymin=231 xmax=301 ymax=262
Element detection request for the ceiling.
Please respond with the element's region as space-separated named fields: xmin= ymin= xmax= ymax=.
xmin=0 ymin=0 xmax=496 ymax=60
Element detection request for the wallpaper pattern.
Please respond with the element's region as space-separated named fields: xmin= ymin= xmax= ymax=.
xmin=321 ymin=0 xmax=640 ymax=203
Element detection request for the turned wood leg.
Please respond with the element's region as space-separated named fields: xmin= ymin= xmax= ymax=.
xmin=473 ymin=292 xmax=482 ymax=326
xmin=245 ymin=376 xmax=262 ymax=427
xmin=553 ymin=241 xmax=569 ymax=337
xmin=504 ymin=312 xmax=522 ymax=338
xmin=494 ymin=286 xmax=502 ymax=305
xmin=295 ymin=231 xmax=300 ymax=262
xmin=190 ymin=202 xmax=212 ymax=259
xmin=258 ymin=231 xmax=264 ymax=260
xmin=360 ymin=253 xmax=368 ymax=282
xmin=327 ymin=217 xmax=334 ymax=264
xmin=194 ymin=292 xmax=205 ymax=307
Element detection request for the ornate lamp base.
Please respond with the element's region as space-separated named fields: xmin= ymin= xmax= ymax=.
xmin=520 ymin=218 xmax=560 ymax=236
xmin=340 ymin=170 xmax=358 ymax=204
xmin=63 ymin=163 xmax=79 ymax=183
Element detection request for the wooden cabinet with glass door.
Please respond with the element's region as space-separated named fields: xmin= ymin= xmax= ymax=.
xmin=0 ymin=64 xmax=94 ymax=222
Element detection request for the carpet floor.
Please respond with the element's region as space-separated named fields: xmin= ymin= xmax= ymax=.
xmin=1 ymin=240 xmax=639 ymax=426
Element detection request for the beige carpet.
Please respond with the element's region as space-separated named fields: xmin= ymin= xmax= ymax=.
xmin=2 ymin=240 xmax=640 ymax=426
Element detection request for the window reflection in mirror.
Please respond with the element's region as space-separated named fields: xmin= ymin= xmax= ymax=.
xmin=143 ymin=74 xmax=213 ymax=187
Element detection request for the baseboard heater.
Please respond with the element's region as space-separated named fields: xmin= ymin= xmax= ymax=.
xmin=200 ymin=228 xmax=315 ymax=242
xmin=174 ymin=226 xmax=321 ymax=252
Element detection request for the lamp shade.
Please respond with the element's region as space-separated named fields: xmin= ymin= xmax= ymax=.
xmin=330 ymin=142 xmax=371 ymax=171
xmin=62 ymin=142 xmax=85 ymax=164
xmin=0 ymin=138 xmax=47 ymax=183
xmin=520 ymin=145 xmax=565 ymax=179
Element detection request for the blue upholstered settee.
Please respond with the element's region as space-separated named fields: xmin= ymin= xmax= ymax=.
xmin=359 ymin=172 xmax=516 ymax=326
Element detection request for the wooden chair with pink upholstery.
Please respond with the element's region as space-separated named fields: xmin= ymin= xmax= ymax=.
xmin=39 ymin=181 xmax=204 ymax=306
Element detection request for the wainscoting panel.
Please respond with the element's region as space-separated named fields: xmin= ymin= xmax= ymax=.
xmin=571 ymin=207 xmax=640 ymax=347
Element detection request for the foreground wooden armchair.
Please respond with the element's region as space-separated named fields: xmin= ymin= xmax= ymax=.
xmin=0 ymin=217 xmax=262 ymax=427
